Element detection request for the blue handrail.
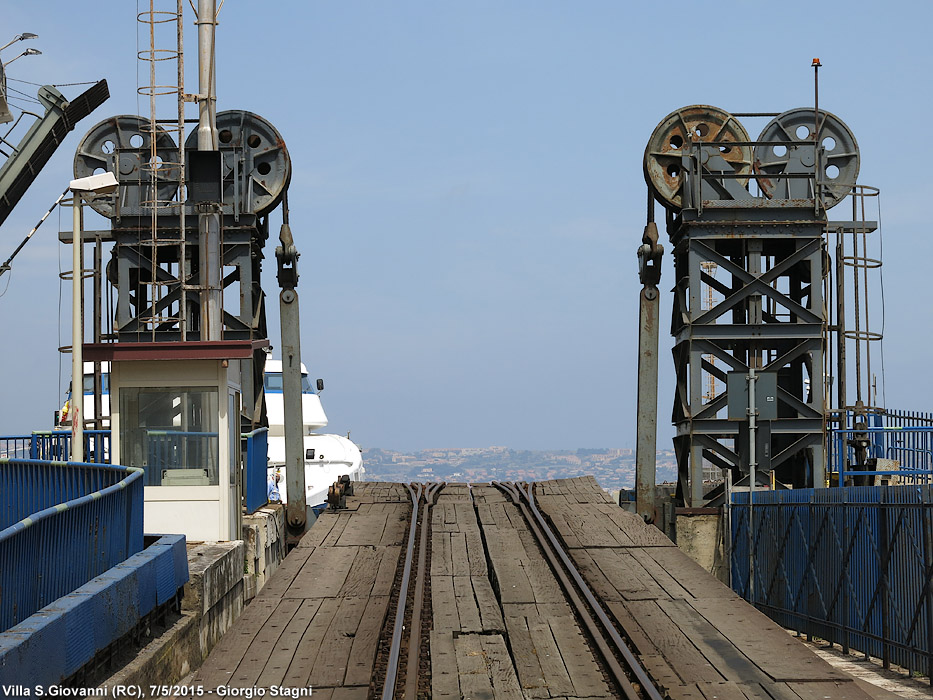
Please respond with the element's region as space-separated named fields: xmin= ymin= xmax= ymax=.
xmin=0 ymin=459 xmax=144 ymax=633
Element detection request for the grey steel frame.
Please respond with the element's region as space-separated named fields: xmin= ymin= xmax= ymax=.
xmin=670 ymin=146 xmax=826 ymax=505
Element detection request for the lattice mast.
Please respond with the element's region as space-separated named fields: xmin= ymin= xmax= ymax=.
xmin=636 ymin=69 xmax=870 ymax=507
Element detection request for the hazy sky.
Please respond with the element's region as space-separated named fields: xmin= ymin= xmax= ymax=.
xmin=0 ymin=1 xmax=930 ymax=451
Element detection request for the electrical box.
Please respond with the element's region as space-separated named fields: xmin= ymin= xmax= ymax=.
xmin=727 ymin=371 xmax=778 ymax=420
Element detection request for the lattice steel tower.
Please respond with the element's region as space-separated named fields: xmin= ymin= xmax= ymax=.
xmin=637 ymin=100 xmax=867 ymax=509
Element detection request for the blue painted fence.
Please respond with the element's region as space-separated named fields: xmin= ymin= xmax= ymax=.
xmin=732 ymin=486 xmax=933 ymax=679
xmin=0 ymin=533 xmax=187 ymax=686
xmin=0 ymin=431 xmax=110 ymax=463
xmin=0 ymin=459 xmax=144 ymax=633
xmin=243 ymin=427 xmax=269 ymax=514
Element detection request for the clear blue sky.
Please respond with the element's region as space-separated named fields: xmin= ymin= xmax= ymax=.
xmin=0 ymin=1 xmax=930 ymax=451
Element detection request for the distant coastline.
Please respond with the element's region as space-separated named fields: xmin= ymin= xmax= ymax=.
xmin=363 ymin=446 xmax=678 ymax=491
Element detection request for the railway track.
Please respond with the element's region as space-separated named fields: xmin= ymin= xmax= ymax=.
xmin=194 ymin=477 xmax=877 ymax=700
xmin=376 ymin=480 xmax=664 ymax=700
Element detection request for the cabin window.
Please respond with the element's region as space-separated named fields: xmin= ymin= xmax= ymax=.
xmin=263 ymin=372 xmax=314 ymax=393
xmin=82 ymin=372 xmax=110 ymax=394
xmin=119 ymin=386 xmax=219 ymax=486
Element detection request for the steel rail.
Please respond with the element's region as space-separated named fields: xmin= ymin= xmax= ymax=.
xmin=382 ymin=482 xmax=422 ymax=700
xmin=403 ymin=482 xmax=444 ymax=700
xmin=493 ymin=481 xmax=664 ymax=700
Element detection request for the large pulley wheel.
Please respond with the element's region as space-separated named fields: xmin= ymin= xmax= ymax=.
xmin=185 ymin=110 xmax=291 ymax=216
xmin=74 ymin=115 xmax=179 ymax=218
xmin=754 ymin=107 xmax=859 ymax=208
xmin=644 ymin=105 xmax=752 ymax=210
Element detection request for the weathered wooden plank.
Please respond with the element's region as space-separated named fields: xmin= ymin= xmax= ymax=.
xmin=604 ymin=600 xmax=661 ymax=657
xmin=546 ymin=615 xmax=612 ymax=698
xmin=453 ymin=574 xmax=482 ymax=633
xmin=336 ymin=513 xmax=389 ymax=547
xmin=465 ymin=528 xmax=487 ymax=576
xmin=337 ymin=545 xmax=383 ymax=597
xmin=481 ymin=634 xmax=524 ymax=700
xmin=786 ymin=681 xmax=873 ymax=700
xmin=192 ymin=599 xmax=280 ymax=686
xmin=628 ymin=548 xmax=694 ymax=600
xmin=286 ymin=546 xmax=357 ymax=598
xmin=345 ymin=595 xmax=390 ymax=686
xmin=690 ymin=598 xmax=852 ymax=682
xmin=431 ymin=531 xmax=452 ymax=576
xmin=527 ymin=617 xmax=575 ymax=696
xmin=638 ymin=653 xmax=684 ymax=694
xmin=255 ymin=547 xmax=313 ymax=600
xmin=229 ymin=598 xmax=304 ymax=686
xmin=566 ymin=547 xmax=623 ymax=603
xmin=309 ymin=596 xmax=368 ymax=687
xmin=593 ymin=504 xmax=676 ymax=547
xmin=431 ymin=631 xmax=461 ymax=699
xmin=432 ymin=575 xmax=460 ymax=633
xmin=321 ymin=512 xmax=355 ymax=548
xmin=522 ymin=553 xmax=566 ymax=604
xmin=657 ymin=598 xmax=773 ymax=687
xmin=486 ymin=528 xmax=536 ymax=604
xmin=454 ymin=633 xmax=495 ymax=700
xmin=623 ymin=600 xmax=724 ymax=683
xmin=473 ymin=576 xmax=505 ymax=633
xmin=371 ymin=545 xmax=401 ymax=597
xmin=297 ymin=512 xmax=339 ymax=548
xmin=282 ymin=597 xmax=342 ymax=686
xmin=695 ymin=681 xmax=759 ymax=700
xmin=255 ymin=598 xmax=322 ymax=688
xmin=449 ymin=531 xmax=470 ymax=575
xmin=501 ymin=608 xmax=549 ymax=699
xmin=587 ymin=547 xmax=665 ymax=601
xmin=643 ymin=547 xmax=737 ymax=600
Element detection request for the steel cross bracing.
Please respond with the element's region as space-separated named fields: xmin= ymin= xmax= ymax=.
xmin=670 ymin=206 xmax=827 ymax=504
xmin=639 ymin=103 xmax=868 ymax=507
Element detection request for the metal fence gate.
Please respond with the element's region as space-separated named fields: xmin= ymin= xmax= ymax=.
xmin=731 ymin=486 xmax=933 ymax=679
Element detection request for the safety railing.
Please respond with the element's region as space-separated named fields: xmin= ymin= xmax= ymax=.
xmin=830 ymin=427 xmax=933 ymax=485
xmin=0 ymin=458 xmax=144 ymax=633
xmin=732 ymin=486 xmax=933 ymax=681
xmin=28 ymin=429 xmax=111 ymax=463
xmin=0 ymin=430 xmax=111 ymax=463
xmin=242 ymin=427 xmax=269 ymax=514
xmin=0 ymin=434 xmax=30 ymax=459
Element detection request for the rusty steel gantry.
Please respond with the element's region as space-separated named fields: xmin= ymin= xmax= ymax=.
xmin=636 ymin=94 xmax=871 ymax=512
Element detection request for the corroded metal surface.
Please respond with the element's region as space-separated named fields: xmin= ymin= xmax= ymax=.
xmin=644 ymin=105 xmax=752 ymax=210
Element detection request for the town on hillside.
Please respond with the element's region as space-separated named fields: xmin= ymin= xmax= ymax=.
xmin=362 ymin=446 xmax=679 ymax=492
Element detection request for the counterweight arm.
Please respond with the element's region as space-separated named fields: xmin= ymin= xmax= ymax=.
xmin=635 ymin=221 xmax=663 ymax=523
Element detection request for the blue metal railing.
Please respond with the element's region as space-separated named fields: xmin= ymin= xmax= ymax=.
xmin=29 ymin=430 xmax=111 ymax=464
xmin=243 ymin=427 xmax=269 ymax=514
xmin=0 ymin=435 xmax=31 ymax=459
xmin=0 ymin=459 xmax=144 ymax=633
xmin=0 ymin=431 xmax=110 ymax=463
xmin=830 ymin=427 xmax=933 ymax=485
xmin=732 ymin=486 xmax=933 ymax=680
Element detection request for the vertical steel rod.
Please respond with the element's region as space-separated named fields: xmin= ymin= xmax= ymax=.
xmin=70 ymin=194 xmax=83 ymax=462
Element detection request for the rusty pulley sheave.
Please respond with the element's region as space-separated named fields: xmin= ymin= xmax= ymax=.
xmin=644 ymin=105 xmax=752 ymax=211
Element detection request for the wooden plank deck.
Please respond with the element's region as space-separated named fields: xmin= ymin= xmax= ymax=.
xmin=534 ymin=476 xmax=878 ymax=700
xmin=189 ymin=478 xmax=885 ymax=699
